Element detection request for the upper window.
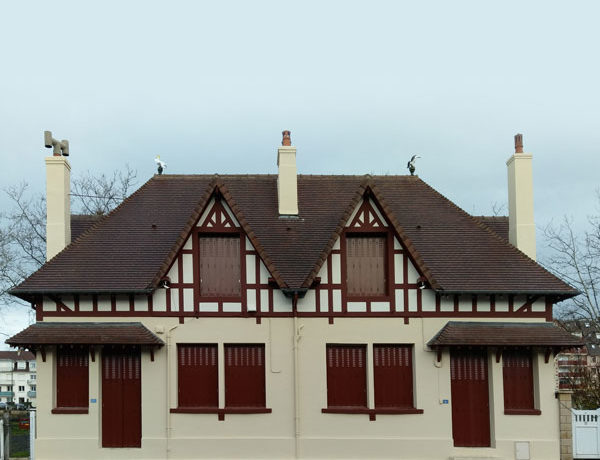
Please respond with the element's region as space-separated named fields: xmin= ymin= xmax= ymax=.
xmin=55 ymin=348 xmax=88 ymax=411
xmin=503 ymin=350 xmax=539 ymax=414
xmin=199 ymin=235 xmax=241 ymax=297
xmin=346 ymin=235 xmax=387 ymax=297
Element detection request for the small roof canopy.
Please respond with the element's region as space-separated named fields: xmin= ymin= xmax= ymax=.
xmin=428 ymin=321 xmax=583 ymax=348
xmin=6 ymin=322 xmax=164 ymax=348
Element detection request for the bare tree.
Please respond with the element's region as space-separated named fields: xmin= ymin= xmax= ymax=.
xmin=0 ymin=166 xmax=137 ymax=310
xmin=544 ymin=200 xmax=600 ymax=321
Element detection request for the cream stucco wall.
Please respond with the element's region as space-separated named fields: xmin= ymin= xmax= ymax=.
xmin=34 ymin=315 xmax=560 ymax=460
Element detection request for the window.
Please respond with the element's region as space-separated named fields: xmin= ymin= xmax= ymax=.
xmin=18 ymin=386 xmax=25 ymax=392
xmin=30 ymin=385 xmax=36 ymax=391
xmin=346 ymin=235 xmax=387 ymax=297
xmin=503 ymin=350 xmax=539 ymax=414
xmin=326 ymin=345 xmax=367 ymax=407
xmin=30 ymin=362 xmax=36 ymax=369
xmin=374 ymin=345 xmax=414 ymax=408
xmin=199 ymin=235 xmax=241 ymax=297
xmin=54 ymin=348 xmax=88 ymax=412
xmin=177 ymin=344 xmax=218 ymax=408
xmin=225 ymin=345 xmax=265 ymax=407
xmin=30 ymin=374 xmax=36 ymax=380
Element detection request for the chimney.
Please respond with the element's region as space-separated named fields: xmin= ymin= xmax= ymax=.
xmin=506 ymin=133 xmax=536 ymax=260
xmin=277 ymin=130 xmax=298 ymax=215
xmin=44 ymin=131 xmax=71 ymax=260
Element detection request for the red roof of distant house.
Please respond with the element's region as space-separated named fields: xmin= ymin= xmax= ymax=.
xmin=0 ymin=350 xmax=35 ymax=360
xmin=10 ymin=175 xmax=577 ymax=299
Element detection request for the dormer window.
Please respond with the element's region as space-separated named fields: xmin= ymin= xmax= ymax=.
xmin=199 ymin=235 xmax=241 ymax=298
xmin=346 ymin=234 xmax=387 ymax=297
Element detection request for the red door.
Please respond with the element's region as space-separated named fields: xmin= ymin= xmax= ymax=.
xmin=450 ymin=349 xmax=490 ymax=447
xmin=102 ymin=348 xmax=141 ymax=448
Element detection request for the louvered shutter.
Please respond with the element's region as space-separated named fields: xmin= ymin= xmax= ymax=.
xmin=56 ymin=348 xmax=88 ymax=408
xmin=346 ymin=236 xmax=386 ymax=296
xmin=225 ymin=345 xmax=265 ymax=407
xmin=503 ymin=350 xmax=535 ymax=410
xmin=178 ymin=344 xmax=218 ymax=407
xmin=199 ymin=236 xmax=241 ymax=297
xmin=374 ymin=345 xmax=414 ymax=408
xmin=326 ymin=345 xmax=367 ymax=407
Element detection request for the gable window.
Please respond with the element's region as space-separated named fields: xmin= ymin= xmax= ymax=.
xmin=53 ymin=347 xmax=88 ymax=413
xmin=326 ymin=344 xmax=367 ymax=408
xmin=503 ymin=350 xmax=540 ymax=415
xmin=177 ymin=344 xmax=218 ymax=408
xmin=346 ymin=235 xmax=387 ymax=297
xmin=199 ymin=235 xmax=241 ymax=297
xmin=225 ymin=344 xmax=266 ymax=408
xmin=374 ymin=345 xmax=414 ymax=408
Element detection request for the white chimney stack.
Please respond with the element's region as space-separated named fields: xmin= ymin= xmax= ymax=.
xmin=506 ymin=133 xmax=536 ymax=260
xmin=277 ymin=130 xmax=298 ymax=216
xmin=44 ymin=131 xmax=71 ymax=260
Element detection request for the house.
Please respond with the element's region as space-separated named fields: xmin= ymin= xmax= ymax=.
xmin=556 ymin=320 xmax=600 ymax=391
xmin=7 ymin=131 xmax=582 ymax=459
xmin=0 ymin=350 xmax=37 ymax=407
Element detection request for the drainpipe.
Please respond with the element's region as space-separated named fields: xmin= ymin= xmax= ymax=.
xmin=291 ymin=292 xmax=304 ymax=459
xmin=165 ymin=323 xmax=178 ymax=459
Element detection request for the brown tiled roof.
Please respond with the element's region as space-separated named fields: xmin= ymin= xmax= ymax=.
xmin=11 ymin=175 xmax=577 ymax=298
xmin=0 ymin=351 xmax=35 ymax=360
xmin=71 ymin=214 xmax=104 ymax=241
xmin=476 ymin=216 xmax=509 ymax=242
xmin=5 ymin=322 xmax=164 ymax=346
xmin=428 ymin=321 xmax=584 ymax=347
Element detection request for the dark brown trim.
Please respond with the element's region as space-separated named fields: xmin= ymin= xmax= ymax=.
xmin=504 ymin=409 xmax=541 ymax=416
xmin=170 ymin=406 xmax=272 ymax=421
xmin=321 ymin=406 xmax=423 ymax=421
xmin=52 ymin=407 xmax=89 ymax=414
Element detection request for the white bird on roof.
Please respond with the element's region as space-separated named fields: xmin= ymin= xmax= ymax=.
xmin=155 ymin=155 xmax=167 ymax=175
xmin=407 ymin=155 xmax=421 ymax=176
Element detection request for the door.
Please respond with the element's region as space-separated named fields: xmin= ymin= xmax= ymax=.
xmin=102 ymin=347 xmax=141 ymax=448
xmin=450 ymin=349 xmax=490 ymax=447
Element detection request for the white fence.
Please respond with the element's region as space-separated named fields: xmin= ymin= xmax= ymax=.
xmin=573 ymin=409 xmax=600 ymax=459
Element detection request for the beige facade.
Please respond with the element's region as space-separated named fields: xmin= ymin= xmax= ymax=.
xmin=33 ymin=315 xmax=561 ymax=460
xmin=45 ymin=156 xmax=71 ymax=261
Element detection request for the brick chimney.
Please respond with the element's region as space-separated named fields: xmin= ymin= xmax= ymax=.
xmin=506 ymin=133 xmax=536 ymax=260
xmin=277 ymin=130 xmax=298 ymax=215
xmin=44 ymin=131 xmax=71 ymax=260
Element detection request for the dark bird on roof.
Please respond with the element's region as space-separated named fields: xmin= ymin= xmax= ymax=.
xmin=407 ymin=155 xmax=421 ymax=176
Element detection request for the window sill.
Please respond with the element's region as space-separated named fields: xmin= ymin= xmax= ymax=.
xmin=322 ymin=406 xmax=423 ymax=421
xmin=504 ymin=408 xmax=541 ymax=416
xmin=52 ymin=407 xmax=88 ymax=414
xmin=170 ymin=406 xmax=272 ymax=420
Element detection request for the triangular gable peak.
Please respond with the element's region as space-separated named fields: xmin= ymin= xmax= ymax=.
xmin=346 ymin=195 xmax=389 ymax=230
xmin=196 ymin=195 xmax=240 ymax=231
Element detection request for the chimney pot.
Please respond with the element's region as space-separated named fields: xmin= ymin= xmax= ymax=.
xmin=282 ymin=130 xmax=291 ymax=146
xmin=514 ymin=133 xmax=524 ymax=153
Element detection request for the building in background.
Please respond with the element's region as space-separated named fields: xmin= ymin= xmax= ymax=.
xmin=0 ymin=350 xmax=36 ymax=407
xmin=6 ymin=131 xmax=581 ymax=459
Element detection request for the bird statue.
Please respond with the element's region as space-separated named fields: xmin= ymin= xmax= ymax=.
xmin=407 ymin=155 xmax=421 ymax=176
xmin=155 ymin=155 xmax=167 ymax=175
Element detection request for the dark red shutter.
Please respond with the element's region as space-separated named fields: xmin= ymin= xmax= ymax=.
xmin=56 ymin=348 xmax=88 ymax=408
xmin=225 ymin=345 xmax=265 ymax=407
xmin=503 ymin=350 xmax=534 ymax=410
xmin=178 ymin=345 xmax=218 ymax=407
xmin=102 ymin=348 xmax=141 ymax=448
xmin=346 ymin=236 xmax=386 ymax=296
xmin=199 ymin=236 xmax=241 ymax=297
xmin=326 ymin=345 xmax=367 ymax=407
xmin=374 ymin=345 xmax=413 ymax=408
xmin=450 ymin=349 xmax=490 ymax=447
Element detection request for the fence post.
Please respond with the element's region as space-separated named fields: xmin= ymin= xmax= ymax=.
xmin=0 ymin=418 xmax=4 ymax=460
xmin=559 ymin=391 xmax=573 ymax=460
xmin=29 ymin=409 xmax=35 ymax=460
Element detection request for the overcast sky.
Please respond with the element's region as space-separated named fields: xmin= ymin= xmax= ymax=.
xmin=1 ymin=1 xmax=599 ymax=344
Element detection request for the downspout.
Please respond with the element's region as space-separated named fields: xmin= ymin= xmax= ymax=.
xmin=292 ymin=292 xmax=302 ymax=459
xmin=165 ymin=323 xmax=178 ymax=460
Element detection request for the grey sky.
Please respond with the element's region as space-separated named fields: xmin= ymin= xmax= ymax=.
xmin=1 ymin=1 xmax=599 ymax=343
